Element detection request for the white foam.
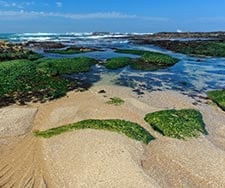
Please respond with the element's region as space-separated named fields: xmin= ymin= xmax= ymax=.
xmin=131 ymin=32 xmax=154 ymax=35
xmin=8 ymin=32 xmax=152 ymax=43
xmin=17 ymin=32 xmax=58 ymax=36
xmin=19 ymin=37 xmax=52 ymax=41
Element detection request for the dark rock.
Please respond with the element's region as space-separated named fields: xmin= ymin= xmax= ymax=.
xmin=23 ymin=41 xmax=66 ymax=50
xmin=98 ymin=90 xmax=106 ymax=94
xmin=92 ymin=32 xmax=111 ymax=36
xmin=128 ymin=32 xmax=225 ymax=42
xmin=133 ymin=89 xmax=145 ymax=95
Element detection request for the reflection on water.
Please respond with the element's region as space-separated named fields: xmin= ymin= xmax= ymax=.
xmin=63 ymin=44 xmax=225 ymax=97
xmin=2 ymin=33 xmax=225 ymax=97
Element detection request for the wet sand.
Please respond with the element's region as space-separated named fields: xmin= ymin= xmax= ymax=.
xmin=0 ymin=85 xmax=225 ymax=187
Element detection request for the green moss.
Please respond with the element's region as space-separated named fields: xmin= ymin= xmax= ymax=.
xmin=34 ymin=119 xmax=154 ymax=144
xmin=207 ymin=89 xmax=225 ymax=111
xmin=178 ymin=42 xmax=225 ymax=57
xmin=114 ymin=49 xmax=179 ymax=71
xmin=0 ymin=60 xmax=69 ymax=105
xmin=36 ymin=57 xmax=97 ymax=76
xmin=0 ymin=50 xmax=42 ymax=62
xmin=46 ymin=47 xmax=97 ymax=54
xmin=106 ymin=97 xmax=125 ymax=106
xmin=141 ymin=52 xmax=178 ymax=66
xmin=115 ymin=49 xmax=149 ymax=55
xmin=104 ymin=57 xmax=132 ymax=69
xmin=0 ymin=57 xmax=97 ymax=106
xmin=144 ymin=109 xmax=208 ymax=139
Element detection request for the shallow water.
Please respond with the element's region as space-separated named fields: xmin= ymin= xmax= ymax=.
xmin=1 ymin=33 xmax=225 ymax=97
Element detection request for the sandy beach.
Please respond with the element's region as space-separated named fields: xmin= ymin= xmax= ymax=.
xmin=0 ymin=85 xmax=225 ymax=187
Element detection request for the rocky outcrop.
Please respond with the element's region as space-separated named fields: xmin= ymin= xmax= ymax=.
xmin=0 ymin=40 xmax=42 ymax=61
xmin=23 ymin=41 xmax=66 ymax=50
xmin=0 ymin=40 xmax=23 ymax=53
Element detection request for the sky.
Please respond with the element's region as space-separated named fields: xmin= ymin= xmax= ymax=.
xmin=0 ymin=0 xmax=225 ymax=33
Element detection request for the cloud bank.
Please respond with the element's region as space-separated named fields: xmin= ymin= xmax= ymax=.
xmin=0 ymin=9 xmax=169 ymax=22
xmin=0 ymin=1 xmax=34 ymax=9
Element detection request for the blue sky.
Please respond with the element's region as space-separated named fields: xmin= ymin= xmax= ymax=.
xmin=0 ymin=0 xmax=225 ymax=33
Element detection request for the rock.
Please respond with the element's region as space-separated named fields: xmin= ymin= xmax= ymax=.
xmin=98 ymin=90 xmax=106 ymax=94
xmin=23 ymin=41 xmax=66 ymax=50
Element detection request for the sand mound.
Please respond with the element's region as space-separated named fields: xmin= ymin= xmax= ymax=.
xmin=140 ymin=90 xmax=225 ymax=187
xmin=1 ymin=85 xmax=225 ymax=187
xmin=43 ymin=130 xmax=160 ymax=188
xmin=143 ymin=137 xmax=225 ymax=187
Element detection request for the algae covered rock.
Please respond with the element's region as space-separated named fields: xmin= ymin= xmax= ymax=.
xmin=34 ymin=119 xmax=155 ymax=144
xmin=144 ymin=109 xmax=208 ymax=139
xmin=207 ymin=89 xmax=225 ymax=111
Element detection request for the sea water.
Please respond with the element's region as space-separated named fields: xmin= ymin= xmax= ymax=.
xmin=1 ymin=32 xmax=225 ymax=98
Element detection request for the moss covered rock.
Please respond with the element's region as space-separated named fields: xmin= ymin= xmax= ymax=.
xmin=207 ymin=89 xmax=225 ymax=111
xmin=144 ymin=109 xmax=208 ymax=139
xmin=0 ymin=57 xmax=97 ymax=107
xmin=45 ymin=46 xmax=98 ymax=54
xmin=104 ymin=57 xmax=132 ymax=69
xmin=36 ymin=57 xmax=97 ymax=76
xmin=34 ymin=119 xmax=155 ymax=144
xmin=110 ymin=49 xmax=179 ymax=71
xmin=0 ymin=40 xmax=42 ymax=61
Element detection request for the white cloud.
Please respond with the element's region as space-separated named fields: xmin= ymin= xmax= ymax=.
xmin=0 ymin=1 xmax=10 ymax=7
xmin=0 ymin=1 xmax=34 ymax=9
xmin=198 ymin=17 xmax=225 ymax=22
xmin=0 ymin=10 xmax=137 ymax=19
xmin=0 ymin=9 xmax=169 ymax=22
xmin=63 ymin=12 xmax=137 ymax=19
xmin=56 ymin=2 xmax=62 ymax=8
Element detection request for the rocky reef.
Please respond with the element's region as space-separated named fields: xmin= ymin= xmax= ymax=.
xmin=0 ymin=40 xmax=42 ymax=61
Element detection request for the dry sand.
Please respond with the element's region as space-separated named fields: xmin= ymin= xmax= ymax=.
xmin=0 ymin=85 xmax=225 ymax=187
xmin=0 ymin=107 xmax=37 ymax=138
